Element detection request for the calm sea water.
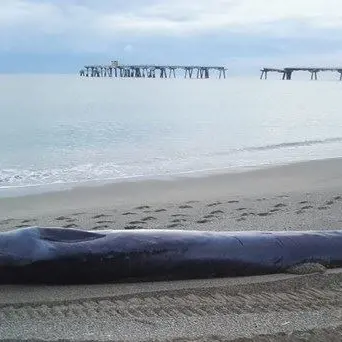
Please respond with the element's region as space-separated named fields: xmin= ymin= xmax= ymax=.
xmin=1 ymin=75 xmax=342 ymax=197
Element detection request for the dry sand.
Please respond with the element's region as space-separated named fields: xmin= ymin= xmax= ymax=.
xmin=2 ymin=158 xmax=342 ymax=341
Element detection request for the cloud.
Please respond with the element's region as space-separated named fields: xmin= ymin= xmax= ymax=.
xmin=2 ymin=0 xmax=342 ymax=38
xmin=1 ymin=0 xmax=342 ymax=71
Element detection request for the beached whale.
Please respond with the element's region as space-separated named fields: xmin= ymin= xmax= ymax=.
xmin=0 ymin=227 xmax=341 ymax=284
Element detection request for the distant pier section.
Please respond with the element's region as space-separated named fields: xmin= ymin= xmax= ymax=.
xmin=260 ymin=67 xmax=342 ymax=80
xmin=80 ymin=61 xmax=227 ymax=79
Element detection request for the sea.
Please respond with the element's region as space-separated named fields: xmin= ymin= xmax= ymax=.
xmin=1 ymin=74 xmax=342 ymax=197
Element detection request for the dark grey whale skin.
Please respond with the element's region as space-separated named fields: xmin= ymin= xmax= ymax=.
xmin=1 ymin=227 xmax=342 ymax=284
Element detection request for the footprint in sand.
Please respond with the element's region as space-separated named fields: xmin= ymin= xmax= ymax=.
xmin=257 ymin=212 xmax=269 ymax=217
xmin=97 ymin=220 xmax=114 ymax=224
xmin=334 ymin=196 xmax=342 ymax=201
xmin=325 ymin=200 xmax=334 ymax=206
xmin=301 ymin=205 xmax=313 ymax=210
xmin=125 ymin=225 xmax=144 ymax=230
xmin=236 ymin=208 xmax=247 ymax=211
xmin=270 ymin=208 xmax=281 ymax=213
xmin=227 ymin=200 xmax=239 ymax=204
xmin=203 ymin=214 xmax=215 ymax=219
xmin=141 ymin=216 xmax=157 ymax=222
xmin=299 ymin=201 xmax=308 ymax=205
xmin=154 ymin=209 xmax=167 ymax=213
xmin=21 ymin=219 xmax=36 ymax=224
xmin=15 ymin=224 xmax=30 ymax=228
xmin=129 ymin=221 xmax=147 ymax=225
xmin=318 ymin=206 xmax=329 ymax=210
xmin=197 ymin=219 xmax=211 ymax=224
xmin=171 ymin=214 xmax=188 ymax=217
xmin=210 ymin=210 xmax=224 ymax=215
xmin=172 ymin=218 xmax=187 ymax=223
xmin=92 ymin=225 xmax=109 ymax=230
xmin=186 ymin=200 xmax=199 ymax=204
xmin=236 ymin=218 xmax=246 ymax=222
xmin=274 ymin=203 xmax=287 ymax=208
xmin=207 ymin=201 xmax=222 ymax=207
xmin=92 ymin=214 xmax=110 ymax=219
xmin=135 ymin=206 xmax=150 ymax=210
xmin=122 ymin=212 xmax=136 ymax=216
xmin=62 ymin=223 xmax=78 ymax=228
xmin=178 ymin=205 xmax=193 ymax=209
xmin=167 ymin=223 xmax=183 ymax=228
xmin=296 ymin=210 xmax=304 ymax=215
xmin=55 ymin=216 xmax=69 ymax=221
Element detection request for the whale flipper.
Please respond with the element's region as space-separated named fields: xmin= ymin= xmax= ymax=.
xmin=38 ymin=228 xmax=105 ymax=243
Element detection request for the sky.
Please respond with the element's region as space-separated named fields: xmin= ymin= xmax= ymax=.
xmin=1 ymin=0 xmax=342 ymax=74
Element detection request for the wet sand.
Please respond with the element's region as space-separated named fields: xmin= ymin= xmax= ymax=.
xmin=2 ymin=158 xmax=342 ymax=340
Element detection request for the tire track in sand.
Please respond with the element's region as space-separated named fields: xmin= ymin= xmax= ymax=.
xmin=146 ymin=324 xmax=342 ymax=342
xmin=2 ymin=285 xmax=342 ymax=321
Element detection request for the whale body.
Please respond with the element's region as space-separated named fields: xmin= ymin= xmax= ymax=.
xmin=1 ymin=227 xmax=342 ymax=284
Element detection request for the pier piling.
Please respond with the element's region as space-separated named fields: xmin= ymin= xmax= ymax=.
xmin=261 ymin=67 xmax=342 ymax=80
xmin=81 ymin=62 xmax=227 ymax=79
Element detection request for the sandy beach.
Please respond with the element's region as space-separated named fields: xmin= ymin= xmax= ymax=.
xmin=2 ymin=157 xmax=342 ymax=340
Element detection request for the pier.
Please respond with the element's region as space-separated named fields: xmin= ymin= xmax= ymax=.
xmin=80 ymin=61 xmax=227 ymax=79
xmin=260 ymin=67 xmax=342 ymax=80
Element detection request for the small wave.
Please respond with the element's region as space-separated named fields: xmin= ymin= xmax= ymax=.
xmin=1 ymin=136 xmax=342 ymax=190
xmin=209 ymin=137 xmax=342 ymax=158
xmin=244 ymin=137 xmax=342 ymax=152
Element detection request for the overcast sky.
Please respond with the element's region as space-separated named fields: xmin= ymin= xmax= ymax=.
xmin=1 ymin=0 xmax=342 ymax=73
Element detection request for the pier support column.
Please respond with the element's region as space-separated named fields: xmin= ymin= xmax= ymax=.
xmin=338 ymin=70 xmax=342 ymax=81
xmin=283 ymin=70 xmax=293 ymax=80
xmin=218 ymin=68 xmax=225 ymax=79
xmin=148 ymin=69 xmax=155 ymax=78
xmin=184 ymin=68 xmax=189 ymax=78
xmin=310 ymin=71 xmax=318 ymax=80
xmin=135 ymin=68 xmax=141 ymax=78
xmin=260 ymin=70 xmax=268 ymax=79
xmin=160 ymin=68 xmax=167 ymax=78
xmin=189 ymin=68 xmax=194 ymax=78
xmin=205 ymin=68 xmax=209 ymax=78
xmin=168 ymin=68 xmax=176 ymax=78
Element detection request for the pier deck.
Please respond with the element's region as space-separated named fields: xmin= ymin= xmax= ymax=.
xmin=80 ymin=64 xmax=227 ymax=79
xmin=261 ymin=67 xmax=342 ymax=80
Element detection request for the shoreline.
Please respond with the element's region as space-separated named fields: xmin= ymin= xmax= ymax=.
xmin=1 ymin=156 xmax=342 ymax=220
xmin=1 ymin=154 xmax=342 ymax=199
xmin=1 ymin=156 xmax=342 ymax=233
